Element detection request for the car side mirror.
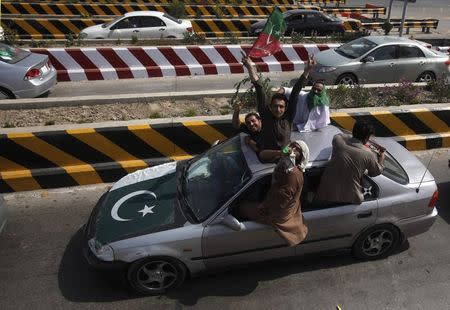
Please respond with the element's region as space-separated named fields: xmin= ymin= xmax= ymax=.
xmin=362 ymin=56 xmax=374 ymax=63
xmin=221 ymin=214 xmax=244 ymax=231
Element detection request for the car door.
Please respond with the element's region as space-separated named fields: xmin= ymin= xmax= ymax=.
xmin=396 ymin=45 xmax=428 ymax=82
xmin=286 ymin=13 xmax=307 ymax=35
xmin=201 ymin=175 xmax=295 ymax=269
xmin=306 ymin=12 xmax=326 ymax=35
xmin=139 ymin=16 xmax=167 ymax=38
xmin=294 ymin=173 xmax=379 ymax=256
xmin=359 ymin=45 xmax=399 ymax=83
xmin=109 ymin=16 xmax=141 ymax=39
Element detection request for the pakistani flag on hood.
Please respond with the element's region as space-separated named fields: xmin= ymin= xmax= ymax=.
xmin=94 ymin=162 xmax=186 ymax=244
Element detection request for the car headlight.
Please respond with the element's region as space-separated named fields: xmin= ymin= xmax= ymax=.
xmin=88 ymin=238 xmax=114 ymax=261
xmin=318 ymin=66 xmax=337 ymax=73
xmin=79 ymin=32 xmax=88 ymax=39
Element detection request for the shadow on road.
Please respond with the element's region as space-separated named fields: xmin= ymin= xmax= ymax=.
xmin=58 ymin=228 xmax=140 ymax=302
xmin=436 ymin=182 xmax=450 ymax=225
xmin=58 ymin=227 xmax=409 ymax=305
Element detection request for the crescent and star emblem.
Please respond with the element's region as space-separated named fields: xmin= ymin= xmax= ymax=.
xmin=111 ymin=190 xmax=157 ymax=222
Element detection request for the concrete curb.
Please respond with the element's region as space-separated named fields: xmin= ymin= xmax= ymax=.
xmin=0 ymin=104 xmax=448 ymax=193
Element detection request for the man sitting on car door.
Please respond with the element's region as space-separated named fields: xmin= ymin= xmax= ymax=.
xmin=317 ymin=120 xmax=385 ymax=205
xmin=238 ymin=140 xmax=310 ymax=246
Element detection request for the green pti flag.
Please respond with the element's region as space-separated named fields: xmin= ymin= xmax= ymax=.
xmin=249 ymin=7 xmax=286 ymax=58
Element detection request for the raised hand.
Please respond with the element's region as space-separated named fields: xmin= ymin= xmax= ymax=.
xmin=305 ymin=55 xmax=317 ymax=72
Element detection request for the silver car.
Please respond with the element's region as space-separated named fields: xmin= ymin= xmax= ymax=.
xmin=0 ymin=43 xmax=57 ymax=99
xmin=309 ymin=36 xmax=450 ymax=85
xmin=0 ymin=194 xmax=7 ymax=235
xmin=80 ymin=11 xmax=193 ymax=40
xmin=84 ymin=125 xmax=438 ymax=295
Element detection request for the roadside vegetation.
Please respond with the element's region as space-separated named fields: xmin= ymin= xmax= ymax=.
xmin=1 ymin=78 xmax=448 ymax=128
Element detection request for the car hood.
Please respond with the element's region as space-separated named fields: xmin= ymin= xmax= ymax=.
xmin=92 ymin=161 xmax=187 ymax=244
xmin=82 ymin=24 xmax=105 ymax=34
xmin=315 ymin=48 xmax=353 ymax=67
xmin=374 ymin=137 xmax=434 ymax=184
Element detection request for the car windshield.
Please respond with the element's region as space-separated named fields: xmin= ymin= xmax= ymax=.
xmin=0 ymin=43 xmax=30 ymax=64
xmin=103 ymin=16 xmax=122 ymax=28
xmin=163 ymin=13 xmax=182 ymax=24
xmin=183 ymin=136 xmax=251 ymax=222
xmin=335 ymin=37 xmax=378 ymax=59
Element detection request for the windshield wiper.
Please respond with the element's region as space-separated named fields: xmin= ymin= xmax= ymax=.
xmin=177 ymin=161 xmax=199 ymax=222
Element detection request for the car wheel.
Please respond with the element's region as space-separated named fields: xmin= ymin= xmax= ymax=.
xmin=336 ymin=73 xmax=357 ymax=86
xmin=0 ymin=88 xmax=14 ymax=99
xmin=416 ymin=71 xmax=435 ymax=83
xmin=352 ymin=224 xmax=400 ymax=260
xmin=127 ymin=256 xmax=187 ymax=295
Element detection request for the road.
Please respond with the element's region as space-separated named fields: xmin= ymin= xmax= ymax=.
xmin=0 ymin=148 xmax=449 ymax=310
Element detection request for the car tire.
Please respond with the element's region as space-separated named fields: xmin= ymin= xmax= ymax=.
xmin=336 ymin=73 xmax=357 ymax=86
xmin=0 ymin=87 xmax=14 ymax=99
xmin=352 ymin=224 xmax=400 ymax=260
xmin=127 ymin=256 xmax=187 ymax=295
xmin=416 ymin=71 xmax=436 ymax=83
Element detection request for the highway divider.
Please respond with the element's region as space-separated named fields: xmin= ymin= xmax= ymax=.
xmin=29 ymin=44 xmax=339 ymax=82
xmin=1 ymin=105 xmax=448 ymax=193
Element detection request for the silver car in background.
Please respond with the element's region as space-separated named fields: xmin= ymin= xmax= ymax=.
xmin=80 ymin=11 xmax=193 ymax=40
xmin=309 ymin=36 xmax=450 ymax=85
xmin=0 ymin=43 xmax=57 ymax=99
xmin=84 ymin=126 xmax=438 ymax=295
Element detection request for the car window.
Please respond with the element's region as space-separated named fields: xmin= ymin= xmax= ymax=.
xmin=140 ymin=16 xmax=165 ymax=28
xmin=368 ymin=45 xmax=397 ymax=61
xmin=163 ymin=13 xmax=182 ymax=24
xmin=307 ymin=13 xmax=323 ymax=22
xmin=115 ymin=17 xmax=140 ymax=29
xmin=382 ymin=152 xmax=409 ymax=184
xmin=399 ymin=45 xmax=425 ymax=58
xmin=335 ymin=37 xmax=378 ymax=59
xmin=0 ymin=43 xmax=30 ymax=64
xmin=185 ymin=136 xmax=252 ymax=222
xmin=103 ymin=16 xmax=121 ymax=28
xmin=286 ymin=13 xmax=305 ymax=22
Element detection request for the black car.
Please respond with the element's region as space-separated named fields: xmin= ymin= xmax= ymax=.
xmin=249 ymin=9 xmax=345 ymax=36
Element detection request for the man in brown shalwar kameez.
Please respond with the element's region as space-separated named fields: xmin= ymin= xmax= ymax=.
xmin=239 ymin=140 xmax=310 ymax=246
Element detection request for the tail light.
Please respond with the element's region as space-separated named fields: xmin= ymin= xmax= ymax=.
xmin=186 ymin=27 xmax=193 ymax=33
xmin=444 ymin=59 xmax=450 ymax=66
xmin=428 ymin=190 xmax=439 ymax=208
xmin=24 ymin=68 xmax=42 ymax=80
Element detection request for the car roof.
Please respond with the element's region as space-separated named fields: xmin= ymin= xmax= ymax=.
xmin=124 ymin=11 xmax=164 ymax=17
xmin=284 ymin=9 xmax=323 ymax=15
xmin=242 ymin=125 xmax=344 ymax=174
xmin=364 ymin=36 xmax=419 ymax=45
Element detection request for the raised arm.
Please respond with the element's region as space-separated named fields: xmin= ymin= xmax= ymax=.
xmin=232 ymin=100 xmax=243 ymax=130
xmin=287 ymin=56 xmax=316 ymax=122
xmin=241 ymin=51 xmax=259 ymax=83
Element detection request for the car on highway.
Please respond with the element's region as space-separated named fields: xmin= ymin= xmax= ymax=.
xmin=83 ymin=126 xmax=438 ymax=295
xmin=0 ymin=194 xmax=7 ymax=235
xmin=79 ymin=11 xmax=193 ymax=40
xmin=249 ymin=9 xmax=345 ymax=36
xmin=309 ymin=36 xmax=450 ymax=85
xmin=0 ymin=43 xmax=57 ymax=99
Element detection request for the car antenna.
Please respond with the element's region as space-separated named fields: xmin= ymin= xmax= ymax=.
xmin=416 ymin=149 xmax=436 ymax=193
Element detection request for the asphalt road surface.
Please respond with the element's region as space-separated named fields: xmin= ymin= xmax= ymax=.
xmin=0 ymin=148 xmax=449 ymax=310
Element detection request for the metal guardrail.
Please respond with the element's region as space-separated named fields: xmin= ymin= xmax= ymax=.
xmin=361 ymin=19 xmax=439 ymax=34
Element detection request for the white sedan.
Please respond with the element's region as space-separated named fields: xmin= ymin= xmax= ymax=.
xmin=80 ymin=11 xmax=193 ymax=40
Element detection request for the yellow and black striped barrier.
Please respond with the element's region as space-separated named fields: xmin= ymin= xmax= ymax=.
xmin=322 ymin=7 xmax=386 ymax=18
xmin=1 ymin=2 xmax=298 ymax=18
xmin=298 ymin=0 xmax=346 ymax=5
xmin=361 ymin=19 xmax=439 ymax=33
xmin=3 ymin=0 xmax=296 ymax=5
xmin=0 ymin=108 xmax=448 ymax=193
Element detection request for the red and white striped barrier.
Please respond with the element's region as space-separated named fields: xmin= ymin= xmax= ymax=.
xmin=30 ymin=44 xmax=339 ymax=82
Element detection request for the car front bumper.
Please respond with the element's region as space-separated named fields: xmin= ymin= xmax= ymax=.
xmin=395 ymin=207 xmax=438 ymax=238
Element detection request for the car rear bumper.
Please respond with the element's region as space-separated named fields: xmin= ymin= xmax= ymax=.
xmin=395 ymin=207 xmax=438 ymax=238
xmin=14 ymin=69 xmax=57 ymax=98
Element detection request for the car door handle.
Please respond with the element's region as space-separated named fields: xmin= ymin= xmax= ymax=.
xmin=357 ymin=211 xmax=373 ymax=219
xmin=389 ymin=63 xmax=395 ymax=67
xmin=133 ymin=30 xmax=139 ymax=33
xmin=159 ymin=28 xmax=165 ymax=31
xmin=419 ymin=61 xmax=425 ymax=65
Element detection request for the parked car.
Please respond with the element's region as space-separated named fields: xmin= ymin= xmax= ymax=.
xmin=249 ymin=9 xmax=345 ymax=36
xmin=0 ymin=43 xmax=57 ymax=99
xmin=80 ymin=11 xmax=193 ymax=40
xmin=84 ymin=126 xmax=438 ymax=295
xmin=0 ymin=194 xmax=7 ymax=235
xmin=309 ymin=36 xmax=450 ymax=85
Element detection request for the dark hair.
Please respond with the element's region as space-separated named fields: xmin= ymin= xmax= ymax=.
xmin=270 ymin=93 xmax=288 ymax=105
xmin=244 ymin=112 xmax=260 ymax=122
xmin=313 ymin=79 xmax=326 ymax=87
xmin=352 ymin=120 xmax=375 ymax=141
